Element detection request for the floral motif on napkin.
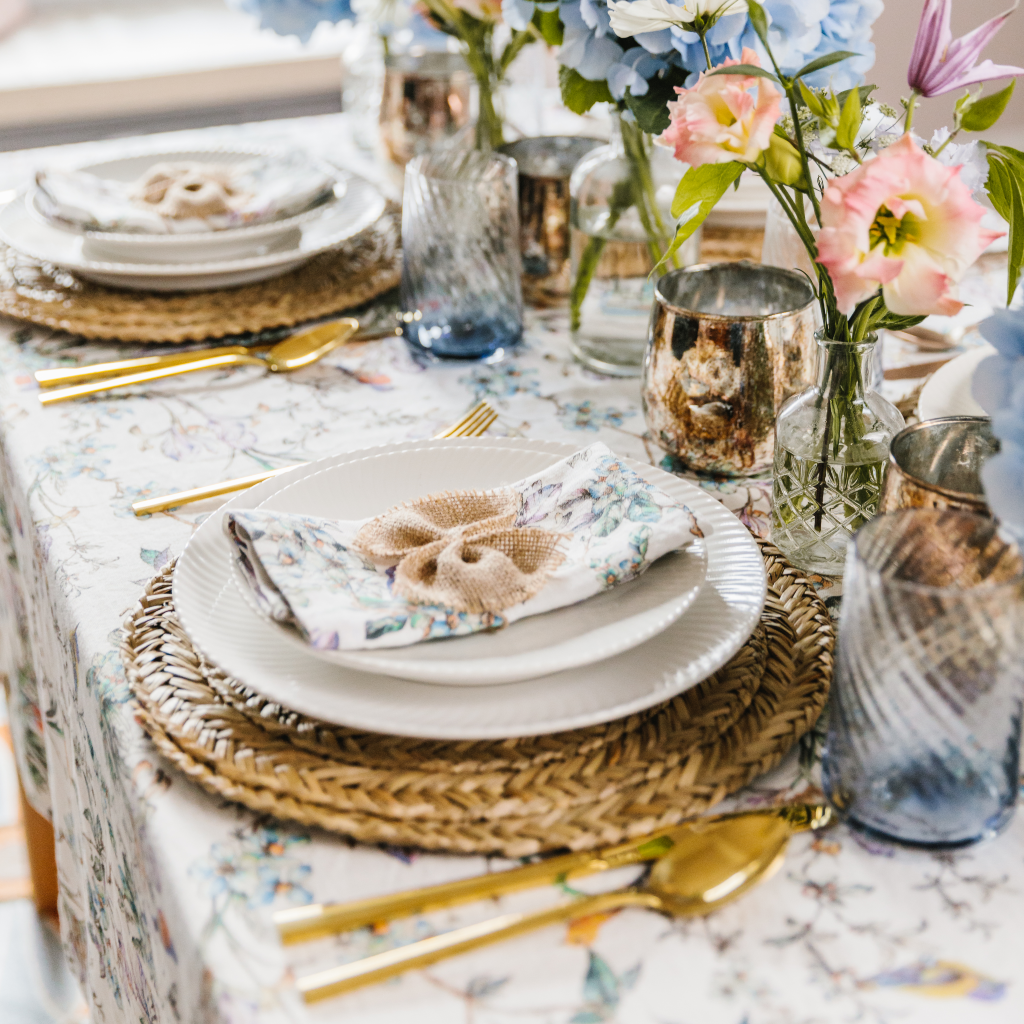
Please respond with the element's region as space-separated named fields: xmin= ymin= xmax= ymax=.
xmin=224 ymin=444 xmax=703 ymax=651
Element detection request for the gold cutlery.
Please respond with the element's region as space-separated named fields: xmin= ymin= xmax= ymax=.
xmin=130 ymin=400 xmax=499 ymax=516
xmin=293 ymin=804 xmax=831 ymax=1003
xmin=39 ymin=319 xmax=360 ymax=405
xmin=277 ymin=803 xmax=827 ymax=946
xmin=34 ymin=326 xmax=400 ymax=389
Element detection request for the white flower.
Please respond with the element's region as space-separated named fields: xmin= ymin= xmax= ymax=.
xmin=607 ymin=0 xmax=742 ymax=38
xmin=928 ymin=127 xmax=990 ymax=195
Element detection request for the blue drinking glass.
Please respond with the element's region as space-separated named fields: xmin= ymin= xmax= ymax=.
xmin=400 ymin=148 xmax=523 ymax=362
xmin=823 ymin=509 xmax=1024 ymax=848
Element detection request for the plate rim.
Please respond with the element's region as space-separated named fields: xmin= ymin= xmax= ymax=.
xmin=173 ymin=438 xmax=767 ymax=738
xmin=0 ymin=175 xmax=384 ymax=276
xmin=917 ymin=344 xmax=993 ymax=421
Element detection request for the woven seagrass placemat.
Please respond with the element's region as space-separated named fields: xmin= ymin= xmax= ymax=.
xmin=123 ymin=540 xmax=833 ymax=856
xmin=0 ymin=207 xmax=400 ymax=343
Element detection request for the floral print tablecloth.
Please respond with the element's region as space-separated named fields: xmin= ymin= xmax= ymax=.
xmin=1 ymin=114 xmax=1022 ymax=1024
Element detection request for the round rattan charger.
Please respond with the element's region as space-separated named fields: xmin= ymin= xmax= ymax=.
xmin=123 ymin=540 xmax=834 ymax=856
xmin=0 ymin=208 xmax=400 ymax=343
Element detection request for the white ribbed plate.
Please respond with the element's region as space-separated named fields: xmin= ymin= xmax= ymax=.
xmin=173 ymin=439 xmax=766 ymax=738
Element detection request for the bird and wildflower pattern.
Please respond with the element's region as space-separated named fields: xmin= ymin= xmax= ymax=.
xmin=0 ymin=121 xmax=1021 ymax=1024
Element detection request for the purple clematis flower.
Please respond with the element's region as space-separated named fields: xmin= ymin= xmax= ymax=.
xmin=908 ymin=0 xmax=1024 ymax=97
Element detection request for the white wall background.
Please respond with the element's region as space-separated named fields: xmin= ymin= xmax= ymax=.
xmin=870 ymin=0 xmax=1024 ymax=145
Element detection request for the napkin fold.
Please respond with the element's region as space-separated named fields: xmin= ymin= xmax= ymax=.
xmin=34 ymin=154 xmax=336 ymax=235
xmin=224 ymin=444 xmax=703 ymax=651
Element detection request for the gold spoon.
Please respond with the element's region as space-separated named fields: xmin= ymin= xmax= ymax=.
xmin=34 ymin=326 xmax=400 ymax=389
xmin=39 ymin=318 xmax=359 ymax=405
xmin=295 ymin=805 xmax=831 ymax=1004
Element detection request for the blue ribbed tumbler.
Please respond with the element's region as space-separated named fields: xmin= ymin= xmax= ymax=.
xmin=823 ymin=509 xmax=1024 ymax=848
xmin=401 ymin=148 xmax=522 ymax=362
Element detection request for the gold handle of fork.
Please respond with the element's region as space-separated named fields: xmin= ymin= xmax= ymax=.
xmin=39 ymin=352 xmax=266 ymax=405
xmin=35 ymin=347 xmax=258 ymax=387
xmin=131 ymin=401 xmax=499 ymax=516
xmin=297 ymin=890 xmax=660 ymax=1004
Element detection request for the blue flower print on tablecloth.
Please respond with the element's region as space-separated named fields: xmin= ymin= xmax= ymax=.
xmin=190 ymin=828 xmax=313 ymax=917
xmin=460 ymin=363 xmax=541 ymax=402
xmin=557 ymin=400 xmax=636 ymax=432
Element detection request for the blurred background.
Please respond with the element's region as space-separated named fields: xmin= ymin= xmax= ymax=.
xmin=0 ymin=0 xmax=1020 ymax=151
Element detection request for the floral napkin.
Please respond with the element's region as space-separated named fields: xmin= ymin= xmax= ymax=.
xmin=224 ymin=444 xmax=703 ymax=651
xmin=33 ymin=153 xmax=336 ymax=234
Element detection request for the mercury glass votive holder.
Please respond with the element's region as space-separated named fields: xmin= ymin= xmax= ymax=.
xmin=823 ymin=509 xmax=1024 ymax=848
xmin=498 ymin=136 xmax=602 ymax=305
xmin=401 ymin=148 xmax=522 ymax=362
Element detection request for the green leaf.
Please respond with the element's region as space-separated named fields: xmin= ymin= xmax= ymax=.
xmin=708 ymin=64 xmax=780 ymax=82
xmin=985 ymin=152 xmax=1023 ymax=305
xmin=797 ymin=79 xmax=827 ymax=118
xmin=624 ymin=66 xmax=689 ymax=134
xmin=835 ymin=83 xmax=861 ymax=151
xmin=792 ymin=51 xmax=859 ymax=81
xmin=962 ymin=80 xmax=1016 ymax=132
xmin=745 ymin=0 xmax=770 ymax=48
xmin=558 ymin=66 xmax=613 ymax=115
xmin=658 ymin=162 xmax=743 ymax=271
xmin=531 ymin=5 xmax=563 ymax=46
xmin=836 ymin=83 xmax=876 ymax=108
xmin=872 ymin=312 xmax=928 ymax=331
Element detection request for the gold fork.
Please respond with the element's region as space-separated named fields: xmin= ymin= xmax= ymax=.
xmin=130 ymin=401 xmax=499 ymax=516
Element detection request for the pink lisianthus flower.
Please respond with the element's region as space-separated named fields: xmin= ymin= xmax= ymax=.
xmin=658 ymin=47 xmax=781 ymax=167
xmin=815 ymin=135 xmax=1004 ymax=317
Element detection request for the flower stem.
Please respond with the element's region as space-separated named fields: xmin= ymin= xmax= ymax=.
xmin=699 ymin=31 xmax=712 ymax=70
xmin=903 ymin=90 xmax=920 ymax=135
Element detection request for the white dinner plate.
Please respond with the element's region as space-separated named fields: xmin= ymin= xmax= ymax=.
xmin=0 ymin=173 xmax=384 ymax=291
xmin=173 ymin=439 xmax=767 ymax=739
xmin=224 ymin=446 xmax=709 ymax=685
xmin=918 ymin=344 xmax=994 ymax=421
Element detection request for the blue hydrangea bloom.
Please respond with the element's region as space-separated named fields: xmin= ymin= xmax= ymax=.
xmin=236 ymin=0 xmax=354 ymax=42
xmin=974 ymin=308 xmax=1024 ymax=538
xmin=561 ymin=0 xmax=881 ymax=94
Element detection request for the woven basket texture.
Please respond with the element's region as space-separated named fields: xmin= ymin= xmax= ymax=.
xmin=124 ymin=540 xmax=833 ymax=856
xmin=0 ymin=208 xmax=399 ymax=343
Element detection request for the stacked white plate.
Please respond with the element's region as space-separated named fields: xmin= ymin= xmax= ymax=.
xmin=172 ymin=438 xmax=767 ymax=739
xmin=0 ymin=148 xmax=386 ymax=291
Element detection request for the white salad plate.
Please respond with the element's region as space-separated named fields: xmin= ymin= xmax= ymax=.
xmin=0 ymin=173 xmax=384 ymax=291
xmin=173 ymin=439 xmax=767 ymax=739
xmin=29 ymin=147 xmax=345 ymax=263
xmin=918 ymin=344 xmax=994 ymax=420
xmin=224 ymin=447 xmax=709 ymax=686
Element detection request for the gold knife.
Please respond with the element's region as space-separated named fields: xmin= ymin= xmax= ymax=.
xmin=273 ymin=804 xmax=829 ymax=945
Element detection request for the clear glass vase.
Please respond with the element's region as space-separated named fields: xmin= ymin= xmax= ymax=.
xmin=568 ymin=111 xmax=700 ymax=377
xmin=771 ymin=333 xmax=904 ymax=576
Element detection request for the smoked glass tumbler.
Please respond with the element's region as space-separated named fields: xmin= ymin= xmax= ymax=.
xmin=823 ymin=509 xmax=1024 ymax=848
xmin=400 ymin=148 xmax=522 ymax=362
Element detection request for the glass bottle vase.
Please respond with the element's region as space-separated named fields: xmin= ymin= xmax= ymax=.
xmin=770 ymin=333 xmax=904 ymax=576
xmin=568 ymin=111 xmax=700 ymax=377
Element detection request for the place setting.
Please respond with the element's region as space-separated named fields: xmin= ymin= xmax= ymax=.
xmin=1 ymin=0 xmax=1024 ymax=1019
xmin=0 ymin=143 xmax=398 ymax=341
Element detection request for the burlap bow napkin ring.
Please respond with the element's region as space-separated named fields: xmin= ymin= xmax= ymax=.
xmin=353 ymin=489 xmax=567 ymax=615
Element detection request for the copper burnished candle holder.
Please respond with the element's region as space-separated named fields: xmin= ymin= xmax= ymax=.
xmin=878 ymin=416 xmax=998 ymax=515
xmin=642 ymin=262 xmax=817 ymax=476
xmin=499 ymin=136 xmax=602 ymax=305
xmin=379 ymin=53 xmax=472 ymax=167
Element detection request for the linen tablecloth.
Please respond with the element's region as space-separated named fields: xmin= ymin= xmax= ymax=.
xmin=1 ymin=113 xmax=1022 ymax=1024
